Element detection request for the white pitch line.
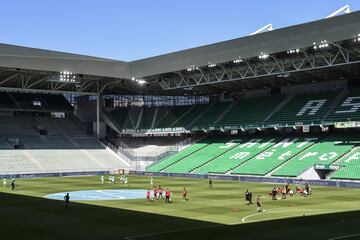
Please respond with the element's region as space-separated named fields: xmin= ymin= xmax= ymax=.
xmin=241 ymin=209 xmax=313 ymax=223
xmin=328 ymin=234 xmax=360 ymax=240
xmin=125 ymin=208 xmax=353 ymax=239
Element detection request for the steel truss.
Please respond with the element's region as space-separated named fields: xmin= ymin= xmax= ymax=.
xmin=155 ymin=40 xmax=360 ymax=90
xmin=0 ymin=69 xmax=144 ymax=96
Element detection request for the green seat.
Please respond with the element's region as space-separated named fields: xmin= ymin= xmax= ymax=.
xmin=266 ymin=92 xmax=338 ymax=127
xmin=272 ymin=135 xmax=359 ymax=177
xmin=195 ymin=137 xmax=281 ymax=174
xmin=232 ymin=137 xmax=319 ymax=176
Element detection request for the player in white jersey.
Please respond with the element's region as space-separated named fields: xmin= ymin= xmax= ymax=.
xmin=150 ymin=176 xmax=154 ymax=187
xmin=124 ymin=176 xmax=128 ymax=186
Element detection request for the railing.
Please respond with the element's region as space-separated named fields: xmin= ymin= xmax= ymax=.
xmin=100 ymin=139 xmax=132 ymax=164
xmin=130 ymin=170 xmax=360 ymax=188
xmin=109 ymin=137 xmax=193 ymax=159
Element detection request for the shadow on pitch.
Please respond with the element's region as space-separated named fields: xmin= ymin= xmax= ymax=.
xmin=1 ymin=191 xmax=360 ymax=240
xmin=0 ymin=191 xmax=218 ymax=240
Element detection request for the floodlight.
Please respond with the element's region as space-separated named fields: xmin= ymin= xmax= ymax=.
xmin=258 ymin=52 xmax=269 ymax=59
xmin=233 ymin=59 xmax=243 ymax=63
xmin=313 ymin=40 xmax=329 ymax=50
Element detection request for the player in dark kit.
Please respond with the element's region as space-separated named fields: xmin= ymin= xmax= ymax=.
xmin=272 ymin=187 xmax=277 ymax=200
xmin=182 ymin=187 xmax=188 ymax=201
xmin=11 ymin=179 xmax=16 ymax=191
xmin=209 ymin=179 xmax=213 ymax=188
xmin=146 ymin=189 xmax=151 ymax=202
xmin=245 ymin=189 xmax=253 ymax=205
xmin=64 ymin=193 xmax=70 ymax=208
xmin=256 ymin=195 xmax=263 ymax=212
xmin=305 ymin=182 xmax=310 ymax=195
xmin=286 ymin=183 xmax=290 ymax=194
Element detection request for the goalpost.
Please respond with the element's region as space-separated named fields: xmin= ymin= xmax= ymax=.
xmin=110 ymin=169 xmax=130 ymax=175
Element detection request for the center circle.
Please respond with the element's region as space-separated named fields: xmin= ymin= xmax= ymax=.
xmin=45 ymin=189 xmax=148 ymax=201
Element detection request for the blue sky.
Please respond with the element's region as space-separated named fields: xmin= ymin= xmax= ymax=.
xmin=1 ymin=0 xmax=359 ymax=61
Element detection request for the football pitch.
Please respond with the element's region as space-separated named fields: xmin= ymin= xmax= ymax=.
xmin=1 ymin=175 xmax=360 ymax=240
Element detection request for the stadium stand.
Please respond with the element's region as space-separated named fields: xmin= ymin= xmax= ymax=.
xmin=147 ymin=133 xmax=360 ymax=179
xmin=327 ymin=88 xmax=360 ymax=122
xmin=109 ymin=136 xmax=193 ymax=160
xmin=146 ymin=138 xmax=210 ymax=172
xmin=128 ymin=107 xmax=142 ymax=129
xmin=139 ymin=107 xmax=156 ymax=129
xmin=232 ymin=136 xmax=319 ymax=176
xmin=266 ymin=92 xmax=339 ymax=126
xmin=155 ymin=106 xmax=186 ymax=128
xmin=330 ymin=147 xmax=360 ymax=180
xmin=10 ymin=92 xmax=73 ymax=112
xmin=106 ymin=108 xmax=130 ymax=130
xmin=152 ymin=107 xmax=170 ymax=128
xmin=0 ymin=112 xmax=128 ymax=175
xmin=107 ymin=91 xmax=360 ymax=132
xmin=176 ymin=104 xmax=210 ymax=128
xmin=216 ymin=96 xmax=284 ymax=128
xmin=191 ymin=102 xmax=229 ymax=129
xmin=271 ymin=134 xmax=359 ymax=177
xmin=148 ymin=136 xmax=287 ymax=174
xmin=194 ymin=137 xmax=281 ymax=174
xmin=163 ymin=137 xmax=238 ymax=173
xmin=41 ymin=94 xmax=74 ymax=112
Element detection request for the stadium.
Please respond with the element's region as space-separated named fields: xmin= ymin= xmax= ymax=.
xmin=2 ymin=3 xmax=360 ymax=240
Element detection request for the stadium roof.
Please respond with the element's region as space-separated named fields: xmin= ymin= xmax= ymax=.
xmin=129 ymin=10 xmax=360 ymax=78
xmin=0 ymin=10 xmax=360 ymax=95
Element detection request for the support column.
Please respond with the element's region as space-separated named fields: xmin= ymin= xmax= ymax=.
xmin=96 ymin=94 xmax=100 ymax=139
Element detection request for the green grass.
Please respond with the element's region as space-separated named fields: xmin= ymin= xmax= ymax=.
xmin=1 ymin=175 xmax=360 ymax=240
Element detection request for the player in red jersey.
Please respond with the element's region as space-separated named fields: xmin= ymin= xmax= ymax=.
xmin=153 ymin=186 xmax=158 ymax=200
xmin=182 ymin=187 xmax=188 ymax=201
xmin=146 ymin=189 xmax=151 ymax=202
xmin=158 ymin=186 xmax=163 ymax=200
xmin=165 ymin=188 xmax=171 ymax=203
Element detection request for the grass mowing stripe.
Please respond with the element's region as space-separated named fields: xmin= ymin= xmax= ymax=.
xmin=1 ymin=175 xmax=360 ymax=240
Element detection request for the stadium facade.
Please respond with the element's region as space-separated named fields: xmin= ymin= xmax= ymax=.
xmin=1 ymin=10 xmax=360 ymax=182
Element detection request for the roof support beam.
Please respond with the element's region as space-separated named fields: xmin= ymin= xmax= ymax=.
xmin=0 ymin=72 xmax=19 ymax=85
xmin=0 ymin=86 xmax=97 ymax=95
xmin=157 ymin=43 xmax=360 ymax=90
